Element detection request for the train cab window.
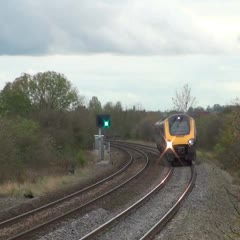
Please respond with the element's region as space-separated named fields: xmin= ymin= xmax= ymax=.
xmin=169 ymin=115 xmax=190 ymax=135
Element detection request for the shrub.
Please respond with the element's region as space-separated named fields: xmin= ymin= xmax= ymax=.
xmin=23 ymin=189 xmax=34 ymax=198
xmin=196 ymin=114 xmax=224 ymax=150
xmin=77 ymin=149 xmax=86 ymax=167
xmin=214 ymin=105 xmax=240 ymax=170
xmin=0 ymin=117 xmax=59 ymax=183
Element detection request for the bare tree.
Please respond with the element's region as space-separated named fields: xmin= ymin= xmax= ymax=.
xmin=172 ymin=83 xmax=197 ymax=112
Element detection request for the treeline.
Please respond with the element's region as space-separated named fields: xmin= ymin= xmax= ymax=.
xmin=0 ymin=71 xmax=239 ymax=183
xmin=0 ymin=71 xmax=162 ymax=183
xmin=195 ymin=101 xmax=240 ymax=172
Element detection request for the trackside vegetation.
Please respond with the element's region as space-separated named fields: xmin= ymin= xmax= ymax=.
xmin=0 ymin=71 xmax=239 ymax=196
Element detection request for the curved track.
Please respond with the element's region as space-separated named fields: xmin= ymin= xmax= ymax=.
xmin=140 ymin=165 xmax=196 ymax=240
xmin=1 ymin=142 xmax=157 ymax=240
xmin=0 ymin=141 xmax=192 ymax=240
xmin=79 ymin=142 xmax=196 ymax=240
xmin=0 ymin=146 xmax=132 ymax=229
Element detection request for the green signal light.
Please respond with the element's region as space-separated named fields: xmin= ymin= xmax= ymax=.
xmin=104 ymin=121 xmax=109 ymax=127
xmin=96 ymin=114 xmax=111 ymax=128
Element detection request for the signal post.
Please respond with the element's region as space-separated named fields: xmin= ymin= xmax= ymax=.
xmin=95 ymin=114 xmax=111 ymax=161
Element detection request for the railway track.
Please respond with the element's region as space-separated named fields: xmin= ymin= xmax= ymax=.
xmin=80 ymin=166 xmax=195 ymax=240
xmin=140 ymin=165 xmax=195 ymax=240
xmin=78 ymin=142 xmax=196 ymax=240
xmin=0 ymin=142 xmax=194 ymax=240
xmin=39 ymin=142 xmax=173 ymax=240
xmin=0 ymin=146 xmax=132 ymax=228
xmin=0 ymin=142 xmax=164 ymax=240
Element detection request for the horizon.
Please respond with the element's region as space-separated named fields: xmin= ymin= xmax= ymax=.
xmin=0 ymin=1 xmax=239 ymax=111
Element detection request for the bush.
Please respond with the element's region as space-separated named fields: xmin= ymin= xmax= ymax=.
xmin=214 ymin=107 xmax=240 ymax=170
xmin=0 ymin=117 xmax=59 ymax=183
xmin=77 ymin=149 xmax=86 ymax=167
xmin=23 ymin=189 xmax=34 ymax=198
xmin=195 ymin=114 xmax=224 ymax=150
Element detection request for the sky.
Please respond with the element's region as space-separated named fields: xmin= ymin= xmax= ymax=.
xmin=0 ymin=0 xmax=240 ymax=111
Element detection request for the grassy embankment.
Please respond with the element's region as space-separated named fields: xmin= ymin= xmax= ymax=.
xmin=197 ymin=150 xmax=240 ymax=185
xmin=2 ymin=144 xmax=238 ymax=199
xmin=0 ymin=151 xmax=96 ymax=198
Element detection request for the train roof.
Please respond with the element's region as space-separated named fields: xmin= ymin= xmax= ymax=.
xmin=168 ymin=113 xmax=191 ymax=118
xmin=154 ymin=113 xmax=193 ymax=126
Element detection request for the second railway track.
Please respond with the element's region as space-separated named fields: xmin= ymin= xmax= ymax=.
xmin=79 ymin=142 xmax=196 ymax=240
xmin=80 ymin=157 xmax=195 ymax=240
xmin=0 ymin=141 xmax=196 ymax=240
xmin=0 ymin=141 xmax=168 ymax=240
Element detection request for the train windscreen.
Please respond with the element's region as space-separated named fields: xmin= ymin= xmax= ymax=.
xmin=169 ymin=115 xmax=190 ymax=136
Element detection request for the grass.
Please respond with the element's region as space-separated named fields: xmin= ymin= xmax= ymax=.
xmin=197 ymin=149 xmax=240 ymax=185
xmin=0 ymin=169 xmax=85 ymax=197
xmin=0 ymin=151 xmax=96 ymax=198
xmin=197 ymin=150 xmax=216 ymax=162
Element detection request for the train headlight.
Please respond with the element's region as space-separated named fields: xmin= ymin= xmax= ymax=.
xmin=166 ymin=140 xmax=173 ymax=149
xmin=188 ymin=138 xmax=195 ymax=146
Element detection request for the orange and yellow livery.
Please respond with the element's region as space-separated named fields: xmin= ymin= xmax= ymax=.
xmin=154 ymin=114 xmax=197 ymax=165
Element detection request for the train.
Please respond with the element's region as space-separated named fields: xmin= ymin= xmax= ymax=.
xmin=154 ymin=113 xmax=197 ymax=165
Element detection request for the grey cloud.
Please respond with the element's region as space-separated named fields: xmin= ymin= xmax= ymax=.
xmin=0 ymin=0 xmax=230 ymax=55
xmin=0 ymin=1 xmax=51 ymax=55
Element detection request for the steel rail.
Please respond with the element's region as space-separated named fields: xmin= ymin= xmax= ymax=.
xmin=77 ymin=142 xmax=195 ymax=240
xmin=5 ymin=143 xmax=150 ymax=240
xmin=120 ymin=142 xmax=197 ymax=240
xmin=0 ymin=146 xmax=132 ymax=229
xmin=139 ymin=165 xmax=197 ymax=240
xmin=109 ymin=140 xmax=160 ymax=156
xmin=79 ymin=164 xmax=173 ymax=240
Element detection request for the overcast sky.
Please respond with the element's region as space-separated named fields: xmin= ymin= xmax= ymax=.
xmin=0 ymin=0 xmax=240 ymax=111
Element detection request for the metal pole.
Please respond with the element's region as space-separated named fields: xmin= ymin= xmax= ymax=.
xmin=108 ymin=142 xmax=111 ymax=164
xmin=101 ymin=137 xmax=104 ymax=160
xmin=98 ymin=128 xmax=104 ymax=160
xmin=98 ymin=128 xmax=101 ymax=160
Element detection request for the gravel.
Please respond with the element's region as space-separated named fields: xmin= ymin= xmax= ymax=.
xmin=0 ymin=149 xmax=127 ymax=223
xmin=155 ymin=162 xmax=240 ymax=240
xmin=37 ymin=160 xmax=240 ymax=240
xmin=3 ymin=150 xmax=239 ymax=240
xmin=1 ymin=151 xmax=145 ymax=240
xmin=99 ymin=167 xmax=191 ymax=240
xmin=36 ymin=150 xmax=165 ymax=240
xmin=38 ymin=208 xmax=110 ymax=240
xmin=36 ymin=166 xmax=189 ymax=240
xmin=0 ymin=197 xmax=28 ymax=212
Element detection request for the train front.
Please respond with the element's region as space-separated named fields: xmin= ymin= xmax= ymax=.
xmin=165 ymin=114 xmax=196 ymax=164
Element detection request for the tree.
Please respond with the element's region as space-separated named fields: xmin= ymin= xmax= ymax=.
xmin=214 ymin=98 xmax=240 ymax=169
xmin=0 ymin=71 xmax=82 ymax=115
xmin=172 ymin=83 xmax=197 ymax=112
xmin=212 ymin=104 xmax=224 ymax=113
xmin=0 ymin=82 xmax=32 ymax=116
xmin=114 ymin=101 xmax=123 ymax=112
xmin=103 ymin=102 xmax=114 ymax=113
xmin=88 ymin=96 xmax=102 ymax=113
xmin=196 ymin=114 xmax=224 ymax=150
xmin=0 ymin=117 xmax=59 ymax=183
xmin=30 ymin=71 xmax=81 ymax=110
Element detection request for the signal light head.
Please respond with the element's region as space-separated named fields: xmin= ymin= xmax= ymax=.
xmin=96 ymin=114 xmax=111 ymax=128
